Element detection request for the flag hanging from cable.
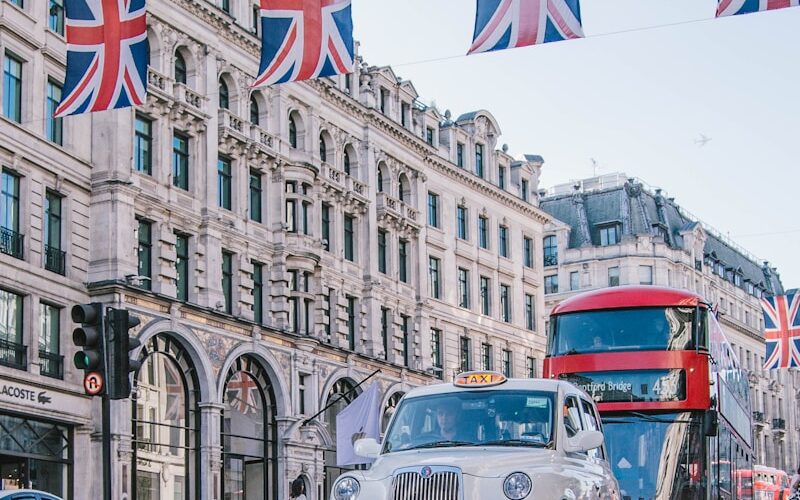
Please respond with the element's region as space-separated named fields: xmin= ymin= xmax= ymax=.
xmin=468 ymin=0 xmax=584 ymax=55
xmin=55 ymin=0 xmax=149 ymax=118
xmin=253 ymin=0 xmax=354 ymax=87
xmin=336 ymin=382 xmax=381 ymax=466
xmin=761 ymin=290 xmax=800 ymax=370
xmin=717 ymin=0 xmax=799 ymax=17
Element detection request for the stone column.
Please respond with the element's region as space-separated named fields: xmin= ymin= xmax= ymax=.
xmin=198 ymin=402 xmax=225 ymax=500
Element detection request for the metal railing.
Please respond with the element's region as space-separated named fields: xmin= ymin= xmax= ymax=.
xmin=772 ymin=418 xmax=786 ymax=430
xmin=543 ymin=254 xmax=558 ymax=267
xmin=753 ymin=411 xmax=765 ymax=423
xmin=0 ymin=227 xmax=24 ymax=259
xmin=44 ymin=245 xmax=66 ymax=275
xmin=0 ymin=338 xmax=27 ymax=369
xmin=39 ymin=350 xmax=63 ymax=379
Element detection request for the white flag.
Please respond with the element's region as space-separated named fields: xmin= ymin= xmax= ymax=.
xmin=336 ymin=383 xmax=381 ymax=466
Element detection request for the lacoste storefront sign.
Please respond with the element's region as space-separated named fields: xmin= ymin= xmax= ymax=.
xmin=0 ymin=377 xmax=72 ymax=410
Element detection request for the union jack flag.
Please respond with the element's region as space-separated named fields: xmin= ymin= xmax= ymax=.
xmin=717 ymin=0 xmax=799 ymax=17
xmin=253 ymin=0 xmax=354 ymax=87
xmin=55 ymin=0 xmax=148 ymax=118
xmin=761 ymin=290 xmax=800 ymax=370
xmin=468 ymin=0 xmax=584 ymax=55
xmin=226 ymin=371 xmax=261 ymax=414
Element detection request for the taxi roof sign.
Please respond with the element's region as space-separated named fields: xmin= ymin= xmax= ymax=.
xmin=454 ymin=371 xmax=507 ymax=388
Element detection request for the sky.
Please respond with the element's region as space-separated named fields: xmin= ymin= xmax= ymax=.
xmin=349 ymin=0 xmax=800 ymax=289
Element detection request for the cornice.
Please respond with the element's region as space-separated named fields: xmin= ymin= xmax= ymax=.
xmin=162 ymin=0 xmax=260 ymax=59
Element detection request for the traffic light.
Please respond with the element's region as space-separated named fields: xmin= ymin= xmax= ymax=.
xmin=72 ymin=303 xmax=106 ymax=396
xmin=106 ymin=307 xmax=142 ymax=400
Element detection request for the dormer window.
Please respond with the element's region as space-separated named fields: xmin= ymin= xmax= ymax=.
xmin=520 ymin=179 xmax=529 ymax=201
xmin=734 ymin=273 xmax=742 ymax=287
xmin=401 ymin=102 xmax=410 ymax=127
xmin=475 ymin=144 xmax=484 ymax=178
xmin=426 ymin=127 xmax=434 ymax=146
xmin=456 ymin=143 xmax=464 ymax=168
xmin=652 ymin=223 xmax=669 ymax=241
xmin=498 ymin=165 xmax=506 ymax=189
xmin=380 ymin=88 xmax=389 ymax=114
xmin=598 ymin=223 xmax=620 ymax=246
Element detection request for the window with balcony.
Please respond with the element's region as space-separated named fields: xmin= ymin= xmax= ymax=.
xmin=39 ymin=303 xmax=62 ymax=379
xmin=174 ymin=52 xmax=187 ymax=84
xmin=481 ymin=343 xmax=492 ymax=370
xmin=344 ymin=214 xmax=355 ymax=261
xmin=3 ymin=54 xmax=22 ymax=123
xmin=175 ymin=233 xmax=189 ymax=301
xmin=219 ymin=79 xmax=229 ymax=109
xmin=134 ymin=115 xmax=152 ymax=174
xmin=475 ymin=144 xmax=484 ymax=178
xmin=222 ymin=251 xmax=233 ymax=314
xmin=460 ymin=336 xmax=472 ymax=372
xmin=525 ymin=293 xmax=535 ymax=331
xmin=249 ymin=170 xmax=262 ymax=223
xmin=480 ymin=276 xmax=491 ymax=315
xmin=399 ymin=239 xmax=408 ymax=283
xmin=250 ymin=95 xmax=260 ymax=125
xmin=378 ymin=229 xmax=387 ymax=274
xmin=427 ymin=192 xmax=439 ymax=228
xmin=431 ymin=328 xmax=442 ymax=378
xmin=136 ymin=219 xmax=152 ymax=290
xmin=0 ymin=289 xmax=24 ymax=370
xmin=44 ymin=190 xmax=65 ymax=275
xmin=478 ymin=216 xmax=489 ymax=249
xmin=500 ymin=284 xmax=511 ymax=322
xmin=499 ymin=225 xmax=509 ymax=258
xmin=428 ymin=256 xmax=441 ymax=299
xmin=218 ymin=156 xmax=232 ymax=210
xmin=172 ymin=132 xmax=189 ymax=190
xmin=288 ymin=116 xmax=297 ymax=148
xmin=343 ymin=150 xmax=351 ymax=175
xmin=456 ymin=205 xmax=468 ymax=240
xmin=599 ymin=223 xmax=620 ymax=246
xmin=544 ymin=275 xmax=558 ymax=294
xmin=523 ymin=237 xmax=533 ymax=268
xmin=49 ymin=0 xmax=65 ymax=35
xmin=319 ymin=135 xmax=327 ymax=163
xmin=46 ymin=80 xmax=63 ymax=145
xmin=608 ymin=266 xmax=620 ymax=287
xmin=543 ymin=235 xmax=557 ymax=266
xmin=458 ymin=268 xmax=470 ymax=309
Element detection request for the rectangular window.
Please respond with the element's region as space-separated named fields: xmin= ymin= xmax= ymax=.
xmin=456 ymin=205 xmax=468 ymax=240
xmin=639 ymin=265 xmax=653 ymax=285
xmin=222 ymin=251 xmax=233 ymax=314
xmin=480 ymin=276 xmax=491 ymax=315
xmin=599 ymin=224 xmax=620 ymax=246
xmin=137 ymin=219 xmax=152 ymax=290
xmin=426 ymin=127 xmax=434 ymax=146
xmin=428 ymin=256 xmax=440 ymax=299
xmin=0 ymin=289 xmax=24 ymax=369
xmin=460 ymin=336 xmax=471 ymax=372
xmin=252 ymin=262 xmax=263 ymax=324
xmin=478 ymin=216 xmax=488 ymax=249
xmin=249 ymin=170 xmax=262 ymax=222
xmin=499 ymin=225 xmax=509 ymax=258
xmin=344 ymin=214 xmax=355 ymax=261
xmin=526 ymin=357 xmax=537 ymax=378
xmin=321 ymin=203 xmax=331 ymax=251
xmin=172 ymin=132 xmax=189 ymax=190
xmin=221 ymin=0 xmax=230 ymax=12
xmin=608 ymin=266 xmax=620 ymax=287
xmin=456 ymin=143 xmax=464 ymax=168
xmin=298 ymin=374 xmax=307 ymax=414
xmin=346 ymin=295 xmax=356 ymax=350
xmin=49 ymin=0 xmax=65 ymax=35
xmin=380 ymin=88 xmax=388 ymax=113
xmin=134 ymin=115 xmax=152 ymax=174
xmin=378 ymin=229 xmax=387 ymax=274
xmin=431 ymin=328 xmax=442 ymax=377
xmin=217 ymin=156 xmax=232 ymax=210
xmin=3 ymin=54 xmax=22 ymax=123
xmin=325 ymin=288 xmax=335 ymax=340
xmin=175 ymin=233 xmax=189 ymax=301
xmin=500 ymin=284 xmax=511 ymax=322
xmin=458 ymin=267 xmax=470 ymax=309
xmin=520 ymin=179 xmax=529 ymax=201
xmin=475 ymin=144 xmax=484 ymax=178
xmin=544 ymin=275 xmax=558 ymax=294
xmin=498 ymin=165 xmax=506 ymax=189
xmin=401 ymin=102 xmax=409 ymax=127
xmin=427 ymin=192 xmax=439 ymax=228
xmin=39 ymin=302 xmax=61 ymax=378
xmin=481 ymin=343 xmax=492 ymax=370
xmin=502 ymin=349 xmax=512 ymax=377
xmin=381 ymin=307 xmax=390 ymax=360
xmin=398 ymin=239 xmax=408 ymax=283
xmin=543 ymin=235 xmax=558 ymax=266
xmin=523 ymin=237 xmax=533 ymax=268
xmin=251 ymin=4 xmax=259 ymax=33
xmin=46 ymin=80 xmax=63 ymax=145
xmin=525 ymin=293 xmax=535 ymax=331
xmin=570 ymin=271 xmax=580 ymax=291
xmin=44 ymin=190 xmax=65 ymax=275
xmin=401 ymin=315 xmax=410 ymax=367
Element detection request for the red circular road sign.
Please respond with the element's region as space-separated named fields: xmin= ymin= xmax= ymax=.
xmin=84 ymin=371 xmax=104 ymax=396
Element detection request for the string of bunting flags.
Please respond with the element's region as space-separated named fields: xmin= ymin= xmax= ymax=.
xmin=54 ymin=0 xmax=798 ymax=118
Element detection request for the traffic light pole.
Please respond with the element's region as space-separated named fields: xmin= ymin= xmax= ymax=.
xmin=102 ymin=392 xmax=112 ymax=500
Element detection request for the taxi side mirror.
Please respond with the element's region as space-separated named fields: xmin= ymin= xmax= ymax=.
xmin=354 ymin=438 xmax=381 ymax=459
xmin=564 ymin=430 xmax=604 ymax=453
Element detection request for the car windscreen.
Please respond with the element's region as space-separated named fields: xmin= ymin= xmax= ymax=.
xmin=382 ymin=390 xmax=554 ymax=453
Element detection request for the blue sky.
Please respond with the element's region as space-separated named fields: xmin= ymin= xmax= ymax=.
xmin=351 ymin=0 xmax=800 ymax=289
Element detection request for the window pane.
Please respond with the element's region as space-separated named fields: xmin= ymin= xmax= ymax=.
xmin=46 ymin=80 xmax=63 ymax=144
xmin=3 ymin=55 xmax=22 ymax=122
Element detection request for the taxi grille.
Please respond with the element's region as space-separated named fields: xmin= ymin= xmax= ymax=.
xmin=391 ymin=469 xmax=461 ymax=500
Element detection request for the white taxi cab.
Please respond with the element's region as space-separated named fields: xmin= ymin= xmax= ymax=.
xmin=331 ymin=372 xmax=620 ymax=500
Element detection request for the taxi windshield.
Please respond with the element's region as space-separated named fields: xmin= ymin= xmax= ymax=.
xmin=382 ymin=390 xmax=555 ymax=453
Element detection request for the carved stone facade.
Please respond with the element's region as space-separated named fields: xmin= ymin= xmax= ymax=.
xmin=539 ymin=174 xmax=800 ymax=472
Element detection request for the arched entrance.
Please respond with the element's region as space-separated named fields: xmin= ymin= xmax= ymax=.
xmin=323 ymin=378 xmax=358 ymax=496
xmin=132 ymin=333 xmax=200 ymax=499
xmin=221 ymin=355 xmax=278 ymax=500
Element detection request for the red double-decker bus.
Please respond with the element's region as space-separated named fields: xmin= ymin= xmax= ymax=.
xmin=544 ymin=286 xmax=754 ymax=500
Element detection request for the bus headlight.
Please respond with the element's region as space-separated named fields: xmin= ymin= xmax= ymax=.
xmin=503 ymin=472 xmax=532 ymax=499
xmin=333 ymin=476 xmax=361 ymax=500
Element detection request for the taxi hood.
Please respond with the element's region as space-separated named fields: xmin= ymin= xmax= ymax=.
xmin=362 ymin=446 xmax=560 ymax=480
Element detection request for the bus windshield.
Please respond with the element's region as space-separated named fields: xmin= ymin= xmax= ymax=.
xmin=548 ymin=307 xmax=696 ymax=356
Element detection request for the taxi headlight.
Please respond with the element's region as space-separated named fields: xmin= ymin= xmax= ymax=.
xmin=503 ymin=472 xmax=532 ymax=499
xmin=333 ymin=476 xmax=361 ymax=500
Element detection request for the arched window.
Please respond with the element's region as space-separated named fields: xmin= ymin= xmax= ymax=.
xmin=289 ymin=116 xmax=297 ymax=148
xmin=319 ymin=135 xmax=327 ymax=163
xmin=324 ymin=378 xmax=358 ymax=497
xmin=250 ymin=95 xmax=260 ymax=125
xmin=219 ymin=79 xmax=229 ymax=110
xmin=222 ymin=356 xmax=279 ymax=500
xmin=343 ymin=150 xmax=351 ymax=175
xmin=132 ymin=334 xmax=199 ymax=500
xmin=398 ymin=174 xmax=410 ymax=203
xmin=175 ymin=53 xmax=187 ymax=85
xmin=543 ymin=235 xmax=558 ymax=266
xmin=377 ymin=166 xmax=384 ymax=193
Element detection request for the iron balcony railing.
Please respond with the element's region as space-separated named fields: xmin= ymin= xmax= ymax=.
xmin=39 ymin=350 xmax=63 ymax=379
xmin=753 ymin=411 xmax=765 ymax=423
xmin=772 ymin=418 xmax=786 ymax=430
xmin=543 ymin=254 xmax=558 ymax=267
xmin=0 ymin=338 xmax=27 ymax=370
xmin=44 ymin=245 xmax=66 ymax=275
xmin=0 ymin=227 xmax=24 ymax=259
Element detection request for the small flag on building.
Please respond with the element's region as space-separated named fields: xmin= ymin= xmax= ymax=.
xmin=716 ymin=0 xmax=799 ymax=17
xmin=761 ymin=290 xmax=800 ymax=370
xmin=55 ymin=0 xmax=149 ymax=117
xmin=336 ymin=382 xmax=381 ymax=466
xmin=253 ymin=0 xmax=355 ymax=87
xmin=468 ymin=0 xmax=584 ymax=55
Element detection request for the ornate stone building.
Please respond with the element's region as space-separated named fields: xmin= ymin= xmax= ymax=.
xmin=0 ymin=1 xmax=551 ymax=499
xmin=539 ymin=173 xmax=799 ymax=471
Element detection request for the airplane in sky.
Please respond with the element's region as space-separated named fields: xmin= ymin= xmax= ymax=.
xmin=695 ymin=133 xmax=712 ymax=147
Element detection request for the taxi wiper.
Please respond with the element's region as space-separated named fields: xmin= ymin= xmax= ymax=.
xmin=404 ymin=440 xmax=474 ymax=451
xmin=481 ymin=439 xmax=549 ymax=448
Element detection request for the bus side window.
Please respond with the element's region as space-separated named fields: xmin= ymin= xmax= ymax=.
xmin=580 ymin=399 xmax=605 ymax=460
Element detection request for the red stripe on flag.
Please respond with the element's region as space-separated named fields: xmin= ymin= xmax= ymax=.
xmin=254 ymin=24 xmax=298 ymax=86
xmin=469 ymin=0 xmax=513 ymax=53
xmin=517 ymin=0 xmax=542 ymax=47
xmin=547 ymin=0 xmax=581 ymax=39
